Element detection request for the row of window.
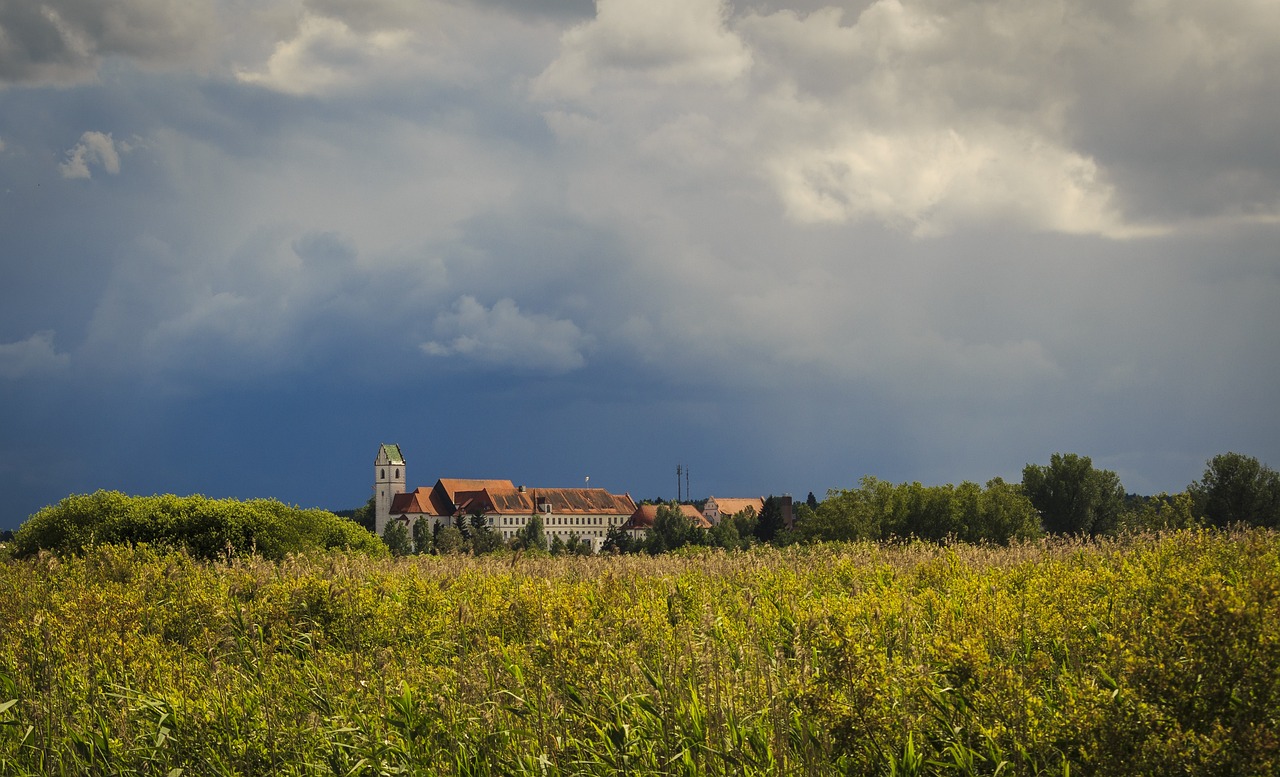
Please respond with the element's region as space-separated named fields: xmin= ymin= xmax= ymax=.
xmin=499 ymin=530 xmax=606 ymax=540
xmin=494 ymin=515 xmax=620 ymax=527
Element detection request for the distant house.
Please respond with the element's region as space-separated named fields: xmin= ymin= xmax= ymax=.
xmin=619 ymin=503 xmax=710 ymax=539
xmin=703 ymin=495 xmax=794 ymax=528
xmin=702 ymin=496 xmax=765 ymax=525
xmin=374 ymin=444 xmax=635 ymax=553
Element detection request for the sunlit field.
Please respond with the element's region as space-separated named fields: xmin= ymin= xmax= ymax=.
xmin=2 ymin=531 xmax=1277 ymax=776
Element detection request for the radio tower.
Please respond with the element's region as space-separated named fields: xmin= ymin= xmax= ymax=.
xmin=676 ymin=465 xmax=683 ymax=502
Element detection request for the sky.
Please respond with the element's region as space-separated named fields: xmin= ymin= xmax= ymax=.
xmin=2 ymin=0 xmax=1279 ymax=529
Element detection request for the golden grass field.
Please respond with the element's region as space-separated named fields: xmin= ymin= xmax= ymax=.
xmin=1 ymin=530 xmax=1277 ymax=775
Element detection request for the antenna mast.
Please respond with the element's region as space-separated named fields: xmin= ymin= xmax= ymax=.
xmin=676 ymin=464 xmax=683 ymax=502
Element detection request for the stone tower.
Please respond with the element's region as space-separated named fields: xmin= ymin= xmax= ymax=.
xmin=374 ymin=443 xmax=406 ymax=537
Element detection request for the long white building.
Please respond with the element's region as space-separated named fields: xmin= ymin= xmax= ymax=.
xmin=374 ymin=443 xmax=635 ymax=552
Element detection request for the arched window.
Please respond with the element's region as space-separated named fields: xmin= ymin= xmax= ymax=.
xmin=380 ymin=469 xmax=385 ymax=479
xmin=395 ymin=468 xmax=400 ymax=478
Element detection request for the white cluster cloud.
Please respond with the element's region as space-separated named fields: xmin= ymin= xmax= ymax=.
xmin=234 ymin=0 xmax=551 ymax=97
xmin=535 ymin=0 xmax=751 ymax=98
xmin=422 ymin=296 xmax=591 ymax=374
xmin=58 ymin=131 xmax=122 ymax=179
xmin=767 ymin=127 xmax=1133 ymax=237
xmin=235 ymin=14 xmax=415 ymax=96
xmin=0 ymin=331 xmax=69 ymax=379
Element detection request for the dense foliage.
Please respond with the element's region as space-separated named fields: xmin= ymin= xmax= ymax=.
xmin=1189 ymin=452 xmax=1280 ymax=529
xmin=10 ymin=491 xmax=384 ymax=561
xmin=795 ymin=477 xmax=1042 ymax=544
xmin=1022 ymin=454 xmax=1126 ymax=536
xmin=1 ymin=531 xmax=1275 ymax=775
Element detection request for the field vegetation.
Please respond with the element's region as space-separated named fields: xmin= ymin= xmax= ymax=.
xmin=2 ymin=530 xmax=1277 ymax=776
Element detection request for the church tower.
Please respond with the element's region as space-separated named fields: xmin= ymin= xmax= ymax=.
xmin=374 ymin=443 xmax=406 ymax=537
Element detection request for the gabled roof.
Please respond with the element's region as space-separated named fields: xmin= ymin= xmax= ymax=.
xmin=389 ymin=487 xmax=451 ymax=516
xmin=532 ymin=488 xmax=637 ymax=515
xmin=706 ymin=497 xmax=765 ymax=517
xmin=621 ymin=504 xmax=710 ymax=531
xmin=415 ymin=479 xmax=637 ymax=516
xmin=376 ymin=443 xmax=405 ymax=465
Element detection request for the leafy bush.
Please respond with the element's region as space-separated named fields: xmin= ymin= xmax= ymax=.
xmin=10 ymin=490 xmax=384 ymax=560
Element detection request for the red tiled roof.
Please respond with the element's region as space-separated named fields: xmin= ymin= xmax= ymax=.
xmin=530 ymin=488 xmax=637 ymax=515
xmin=621 ymin=503 xmax=710 ymax=531
xmin=437 ymin=478 xmax=520 ymax=504
xmin=390 ymin=487 xmax=452 ymax=516
xmin=397 ymin=479 xmax=636 ymax=517
xmin=706 ymin=497 xmax=765 ymax=518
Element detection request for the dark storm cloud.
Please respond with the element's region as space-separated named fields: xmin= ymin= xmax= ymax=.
xmin=0 ymin=0 xmax=215 ymax=84
xmin=1 ymin=0 xmax=1278 ymax=527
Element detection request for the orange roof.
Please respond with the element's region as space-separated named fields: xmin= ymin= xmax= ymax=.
xmin=706 ymin=497 xmax=765 ymax=517
xmin=530 ymin=487 xmax=637 ymax=515
xmin=621 ymin=504 xmax=710 ymax=531
xmin=437 ymin=478 xmax=519 ymax=503
xmin=396 ymin=479 xmax=635 ymax=517
xmin=390 ymin=487 xmax=452 ymax=516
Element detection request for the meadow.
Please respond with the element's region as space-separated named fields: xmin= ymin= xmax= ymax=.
xmin=1 ymin=530 xmax=1276 ymax=776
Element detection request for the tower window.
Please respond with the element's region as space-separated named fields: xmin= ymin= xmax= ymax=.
xmin=395 ymin=468 xmax=400 ymax=478
xmin=380 ymin=469 xmax=385 ymax=479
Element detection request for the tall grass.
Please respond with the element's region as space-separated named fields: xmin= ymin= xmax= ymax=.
xmin=0 ymin=531 xmax=1276 ymax=775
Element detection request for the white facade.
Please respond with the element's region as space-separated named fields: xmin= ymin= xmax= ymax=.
xmin=400 ymin=509 xmax=626 ymax=553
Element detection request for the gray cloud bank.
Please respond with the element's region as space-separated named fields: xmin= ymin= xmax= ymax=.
xmin=0 ymin=0 xmax=1277 ymax=519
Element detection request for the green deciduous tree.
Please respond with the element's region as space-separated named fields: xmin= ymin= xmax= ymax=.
xmin=434 ymin=525 xmax=465 ymax=554
xmin=564 ymin=533 xmax=591 ymax=556
xmin=646 ymin=503 xmax=703 ymax=555
xmin=514 ymin=513 xmax=547 ymax=552
xmin=465 ymin=511 xmax=502 ymax=555
xmin=411 ymin=518 xmax=433 ymax=554
xmin=1189 ymin=452 xmax=1280 ymax=528
xmin=730 ymin=507 xmax=758 ymax=542
xmin=382 ymin=520 xmax=412 ymax=556
xmin=601 ymin=525 xmax=636 ymax=554
xmin=708 ymin=513 xmax=744 ymax=550
xmin=1118 ymin=492 xmax=1199 ymax=533
xmin=970 ymin=478 xmax=1043 ymax=544
xmin=1022 ymin=453 xmax=1125 ymax=535
xmin=350 ymin=496 xmax=376 ymax=533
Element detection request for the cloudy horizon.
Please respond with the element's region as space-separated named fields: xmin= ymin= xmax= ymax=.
xmin=2 ymin=0 xmax=1278 ymax=528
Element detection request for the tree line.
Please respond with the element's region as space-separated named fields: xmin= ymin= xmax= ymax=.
xmin=793 ymin=451 xmax=1278 ymax=547
xmin=7 ymin=452 xmax=1275 ymax=561
xmin=372 ymin=451 xmax=1279 ymax=557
